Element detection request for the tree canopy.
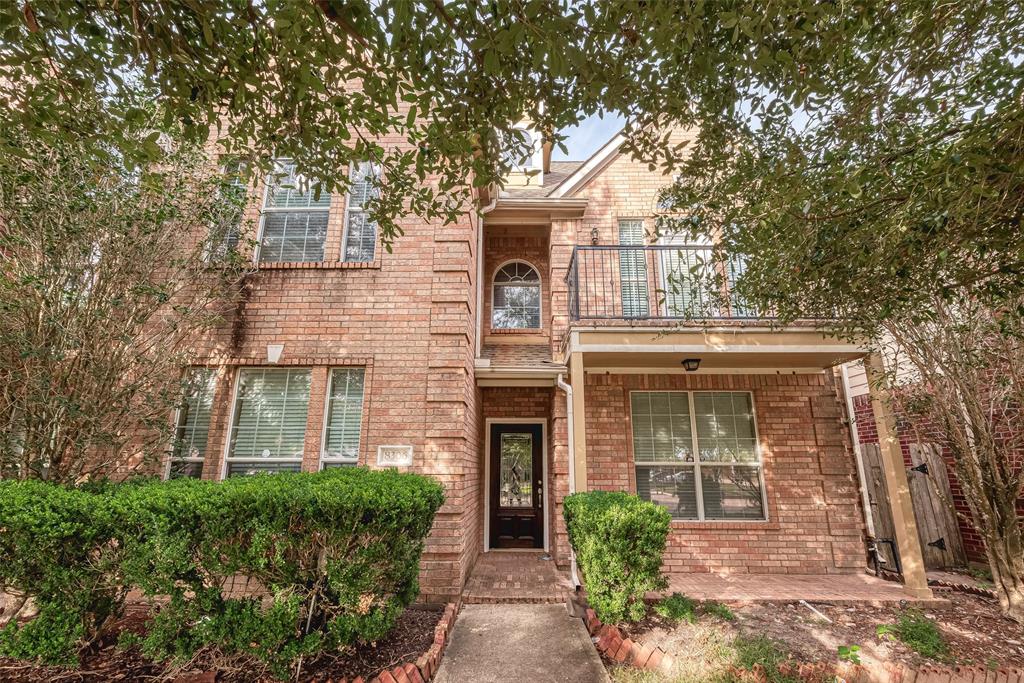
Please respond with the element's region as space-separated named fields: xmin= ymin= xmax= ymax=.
xmin=2 ymin=1 xmax=1022 ymax=325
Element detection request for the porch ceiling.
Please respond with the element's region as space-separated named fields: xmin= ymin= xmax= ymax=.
xmin=567 ymin=327 xmax=866 ymax=372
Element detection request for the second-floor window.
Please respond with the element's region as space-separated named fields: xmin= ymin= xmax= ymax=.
xmin=343 ymin=161 xmax=379 ymax=263
xmin=258 ymin=160 xmax=330 ymax=263
xmin=492 ymin=261 xmax=541 ymax=329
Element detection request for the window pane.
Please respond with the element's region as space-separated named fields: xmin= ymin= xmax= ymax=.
xmin=168 ymin=460 xmax=204 ymax=479
xmin=700 ymin=466 xmax=765 ymax=520
xmin=259 ymin=211 xmax=327 ymax=262
xmin=636 ymin=465 xmax=697 ymax=520
xmin=695 ymin=392 xmax=758 ymax=462
xmin=265 ymin=161 xmax=331 ymax=209
xmin=344 ymin=211 xmax=377 ymax=262
xmin=492 ymin=280 xmax=541 ymax=329
xmin=227 ymin=461 xmax=303 ymax=476
xmin=323 ymin=368 xmax=365 ymax=460
xmin=630 ymin=392 xmax=693 ymax=463
xmin=173 ymin=368 xmax=217 ymax=462
xmin=229 ymin=368 xmax=311 ymax=463
xmin=619 ymin=220 xmax=649 ymax=318
xmin=499 ymin=433 xmax=533 ymax=507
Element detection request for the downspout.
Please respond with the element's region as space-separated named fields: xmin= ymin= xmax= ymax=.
xmin=556 ymin=373 xmax=581 ymax=589
xmin=476 ymin=191 xmax=497 ymax=359
xmin=841 ymin=363 xmax=877 ymax=538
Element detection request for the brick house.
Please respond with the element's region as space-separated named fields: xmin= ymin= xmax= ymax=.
xmin=169 ymin=124 xmax=931 ymax=602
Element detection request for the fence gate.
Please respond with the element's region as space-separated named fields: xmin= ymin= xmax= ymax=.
xmin=860 ymin=443 xmax=967 ymax=571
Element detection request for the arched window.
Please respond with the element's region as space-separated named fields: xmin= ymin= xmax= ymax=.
xmin=492 ymin=261 xmax=541 ymax=329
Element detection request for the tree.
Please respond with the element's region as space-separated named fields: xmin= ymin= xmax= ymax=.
xmin=0 ymin=131 xmax=248 ymax=482
xmin=3 ymin=1 xmax=1019 ymax=310
xmin=874 ymin=296 xmax=1023 ymax=622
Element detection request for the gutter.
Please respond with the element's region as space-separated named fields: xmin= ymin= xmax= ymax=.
xmin=556 ymin=373 xmax=581 ymax=590
xmin=840 ymin=363 xmax=876 ymax=538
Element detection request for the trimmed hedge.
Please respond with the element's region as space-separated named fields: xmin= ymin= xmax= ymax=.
xmin=563 ymin=491 xmax=670 ymax=624
xmin=0 ymin=468 xmax=444 ymax=677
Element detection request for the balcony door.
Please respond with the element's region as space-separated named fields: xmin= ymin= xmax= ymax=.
xmin=488 ymin=422 xmax=545 ymax=549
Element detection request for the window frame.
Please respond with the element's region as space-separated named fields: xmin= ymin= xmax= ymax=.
xmin=165 ymin=367 xmax=218 ymax=480
xmin=628 ymin=389 xmax=769 ymax=522
xmin=254 ymin=159 xmax=331 ymax=264
xmin=340 ymin=161 xmax=380 ymax=263
xmin=220 ymin=367 xmax=312 ymax=478
xmin=318 ymin=367 xmax=366 ymax=469
xmin=490 ymin=259 xmax=543 ymax=330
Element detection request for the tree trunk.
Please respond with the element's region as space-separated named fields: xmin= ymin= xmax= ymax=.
xmin=987 ymin=526 xmax=1024 ymax=624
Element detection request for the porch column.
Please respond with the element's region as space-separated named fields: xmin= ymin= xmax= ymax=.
xmin=570 ymin=351 xmax=588 ymax=492
xmin=865 ymin=352 xmax=932 ymax=598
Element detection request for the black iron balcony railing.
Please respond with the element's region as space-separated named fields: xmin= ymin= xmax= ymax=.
xmin=565 ymin=245 xmax=764 ymax=322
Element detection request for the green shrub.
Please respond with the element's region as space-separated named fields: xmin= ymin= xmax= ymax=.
xmin=654 ymin=593 xmax=697 ymax=623
xmin=876 ymin=609 xmax=948 ymax=660
xmin=563 ymin=491 xmax=670 ymax=624
xmin=0 ymin=479 xmax=123 ymax=666
xmin=0 ymin=468 xmax=444 ymax=678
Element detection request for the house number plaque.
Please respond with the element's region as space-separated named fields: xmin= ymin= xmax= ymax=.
xmin=376 ymin=445 xmax=414 ymax=467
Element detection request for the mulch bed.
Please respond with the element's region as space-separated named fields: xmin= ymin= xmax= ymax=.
xmin=619 ymin=590 xmax=1024 ymax=671
xmin=0 ymin=605 xmax=443 ymax=683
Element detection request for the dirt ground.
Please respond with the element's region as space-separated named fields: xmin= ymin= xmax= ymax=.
xmin=613 ymin=589 xmax=1023 ymax=682
xmin=0 ymin=605 xmax=442 ymax=683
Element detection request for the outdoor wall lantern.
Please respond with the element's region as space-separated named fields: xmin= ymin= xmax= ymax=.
xmin=681 ymin=358 xmax=702 ymax=372
xmin=590 ymin=227 xmax=600 ymax=245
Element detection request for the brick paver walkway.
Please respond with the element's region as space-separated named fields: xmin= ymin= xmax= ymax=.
xmin=463 ymin=551 xmax=574 ymax=604
xmin=662 ymin=572 xmax=940 ymax=604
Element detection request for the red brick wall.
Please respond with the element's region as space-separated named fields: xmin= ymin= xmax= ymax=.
xmin=852 ymin=394 xmax=987 ymax=563
xmin=482 ymin=227 xmax=551 ymax=345
xmin=584 ymin=372 xmax=866 ymax=575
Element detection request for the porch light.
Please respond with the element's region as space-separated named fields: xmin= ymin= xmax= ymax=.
xmin=590 ymin=227 xmax=600 ymax=245
xmin=681 ymin=358 xmax=701 ymax=372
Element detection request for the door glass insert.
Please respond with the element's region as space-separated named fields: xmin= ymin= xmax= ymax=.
xmin=499 ymin=433 xmax=533 ymax=507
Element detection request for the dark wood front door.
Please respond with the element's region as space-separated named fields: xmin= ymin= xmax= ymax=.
xmin=489 ymin=423 xmax=544 ymax=549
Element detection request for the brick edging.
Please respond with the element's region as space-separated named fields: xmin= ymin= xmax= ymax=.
xmin=582 ymin=608 xmax=674 ymax=674
xmin=339 ymin=602 xmax=461 ymax=683
xmin=928 ymin=577 xmax=999 ymax=599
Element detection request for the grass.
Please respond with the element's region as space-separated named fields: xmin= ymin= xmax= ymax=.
xmin=732 ymin=635 xmax=799 ymax=683
xmin=703 ymin=601 xmax=735 ymax=621
xmin=876 ymin=609 xmax=949 ymax=661
xmin=655 ymin=593 xmax=698 ymax=623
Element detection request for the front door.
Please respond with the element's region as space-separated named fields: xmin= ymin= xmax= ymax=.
xmin=489 ymin=423 xmax=544 ymax=549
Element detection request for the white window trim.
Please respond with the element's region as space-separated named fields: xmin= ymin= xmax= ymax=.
xmin=628 ymin=389 xmax=769 ymax=522
xmin=254 ymin=159 xmax=331 ymax=265
xmin=506 ymin=126 xmax=541 ymax=172
xmin=340 ymin=161 xmax=380 ymax=263
xmin=318 ymin=367 xmax=365 ymax=469
xmin=220 ymin=367 xmax=309 ymax=478
xmin=490 ymin=259 xmax=543 ymax=330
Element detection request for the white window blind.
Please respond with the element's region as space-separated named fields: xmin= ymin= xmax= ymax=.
xmin=169 ymin=368 xmax=217 ymax=479
xmin=258 ymin=160 xmax=330 ymax=263
xmin=321 ymin=368 xmax=365 ymax=465
xmin=226 ymin=368 xmax=311 ymax=475
xmin=618 ymin=220 xmax=649 ymax=318
xmin=631 ymin=391 xmax=765 ymax=520
xmin=343 ymin=161 xmax=379 ymax=263
xmin=658 ymin=233 xmax=718 ymax=318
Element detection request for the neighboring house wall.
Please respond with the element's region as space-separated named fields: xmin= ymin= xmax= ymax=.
xmin=585 ymin=372 xmax=866 ymax=575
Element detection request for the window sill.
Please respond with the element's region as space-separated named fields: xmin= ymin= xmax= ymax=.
xmin=256 ymin=260 xmax=381 ymax=270
xmin=669 ymin=519 xmax=780 ymax=531
xmin=488 ymin=328 xmax=545 ymax=335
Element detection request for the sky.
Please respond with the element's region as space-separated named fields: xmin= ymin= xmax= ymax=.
xmin=551 ymin=111 xmax=625 ymax=161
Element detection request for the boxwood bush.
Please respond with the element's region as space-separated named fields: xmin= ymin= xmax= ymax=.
xmin=0 ymin=468 xmax=444 ymax=678
xmin=563 ymin=491 xmax=670 ymax=623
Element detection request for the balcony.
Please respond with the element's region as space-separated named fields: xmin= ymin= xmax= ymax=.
xmin=565 ymin=245 xmax=763 ymax=322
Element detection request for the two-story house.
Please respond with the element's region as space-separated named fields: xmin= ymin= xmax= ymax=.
xmin=170 ymin=123 xmax=932 ymax=603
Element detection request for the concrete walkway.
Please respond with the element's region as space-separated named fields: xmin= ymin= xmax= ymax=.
xmin=434 ymin=604 xmax=609 ymax=683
